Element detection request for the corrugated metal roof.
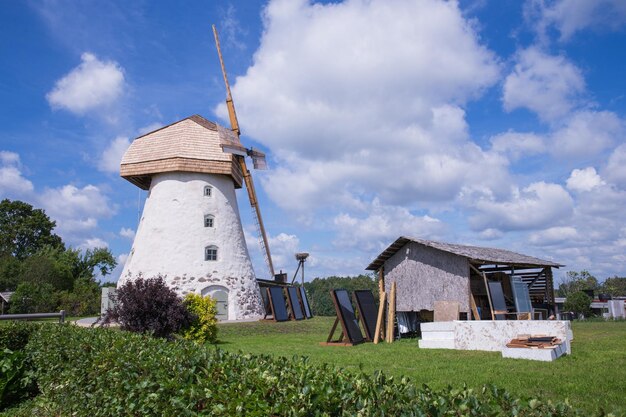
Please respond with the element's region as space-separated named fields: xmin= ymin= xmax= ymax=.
xmin=366 ymin=236 xmax=563 ymax=271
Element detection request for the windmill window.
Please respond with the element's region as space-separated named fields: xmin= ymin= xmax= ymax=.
xmin=205 ymin=245 xmax=218 ymax=261
xmin=204 ymin=215 xmax=214 ymax=228
xmin=204 ymin=186 xmax=212 ymax=197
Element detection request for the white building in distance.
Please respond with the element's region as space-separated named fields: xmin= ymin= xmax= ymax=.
xmin=118 ymin=115 xmax=264 ymax=320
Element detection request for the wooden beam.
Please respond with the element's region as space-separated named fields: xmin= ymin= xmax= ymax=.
xmin=471 ymin=264 xmax=495 ymax=320
xmin=373 ymin=291 xmax=386 ymax=344
xmin=470 ymin=293 xmax=480 ymax=320
xmin=386 ymin=282 xmax=397 ymax=343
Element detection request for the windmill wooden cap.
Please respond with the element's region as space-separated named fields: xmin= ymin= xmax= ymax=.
xmin=120 ymin=115 xmax=243 ymax=190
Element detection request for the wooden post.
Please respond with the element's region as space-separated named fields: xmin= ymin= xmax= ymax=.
xmin=471 ymin=264 xmax=494 ymax=320
xmin=373 ymin=291 xmax=386 ymax=344
xmin=470 ymin=294 xmax=480 ymax=320
xmin=386 ymin=282 xmax=396 ymax=343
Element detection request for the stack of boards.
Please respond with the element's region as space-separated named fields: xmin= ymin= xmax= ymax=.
xmin=506 ymin=335 xmax=562 ymax=349
xmin=322 ymin=289 xmax=379 ymax=346
xmin=265 ymin=286 xmax=313 ymax=322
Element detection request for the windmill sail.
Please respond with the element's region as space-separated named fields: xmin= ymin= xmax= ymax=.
xmin=213 ymin=25 xmax=275 ymax=279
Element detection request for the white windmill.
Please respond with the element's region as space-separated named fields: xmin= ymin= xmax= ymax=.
xmin=117 ymin=27 xmax=275 ymax=321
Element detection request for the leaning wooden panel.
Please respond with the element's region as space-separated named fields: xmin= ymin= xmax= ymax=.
xmin=321 ymin=289 xmax=364 ymax=346
xmin=286 ymin=286 xmax=305 ymax=321
xmin=353 ymin=290 xmax=378 ymax=341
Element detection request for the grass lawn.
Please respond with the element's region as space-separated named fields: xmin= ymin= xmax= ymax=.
xmin=217 ymin=317 xmax=626 ymax=415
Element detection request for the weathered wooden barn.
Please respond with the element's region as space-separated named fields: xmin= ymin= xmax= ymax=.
xmin=366 ymin=236 xmax=562 ymax=320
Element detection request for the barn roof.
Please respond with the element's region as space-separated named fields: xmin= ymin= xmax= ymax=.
xmin=120 ymin=115 xmax=243 ymax=190
xmin=366 ymin=236 xmax=563 ymax=271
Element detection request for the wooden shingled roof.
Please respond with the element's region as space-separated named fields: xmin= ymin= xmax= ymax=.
xmin=366 ymin=236 xmax=563 ymax=271
xmin=120 ymin=115 xmax=243 ymax=190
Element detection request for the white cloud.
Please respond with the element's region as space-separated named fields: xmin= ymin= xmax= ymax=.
xmin=478 ymin=228 xmax=503 ymax=240
xmin=490 ymin=131 xmax=545 ymax=160
xmin=566 ymin=167 xmax=605 ymax=192
xmin=0 ymin=151 xmax=34 ymax=197
xmin=119 ymin=227 xmax=135 ymax=240
xmin=218 ymin=0 xmax=502 ymax=212
xmin=551 ymin=111 xmax=623 ymax=157
xmin=137 ymin=122 xmax=163 ymax=136
xmin=333 ymin=199 xmax=445 ymax=252
xmin=268 ymin=232 xmax=300 ymax=274
xmin=79 ymin=237 xmax=109 ymax=250
xmin=604 ymin=144 xmax=626 ymax=188
xmin=502 ymin=47 xmax=585 ymax=122
xmin=39 ymin=184 xmax=116 ymax=246
xmin=469 ymin=182 xmax=574 ymax=231
xmin=529 ymin=226 xmax=578 ymax=246
xmin=46 ymin=52 xmax=125 ymax=114
xmin=98 ymin=136 xmax=130 ymax=173
xmin=528 ymin=0 xmax=626 ymax=42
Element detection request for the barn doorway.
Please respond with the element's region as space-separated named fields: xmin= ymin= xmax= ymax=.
xmin=201 ymin=285 xmax=229 ymax=321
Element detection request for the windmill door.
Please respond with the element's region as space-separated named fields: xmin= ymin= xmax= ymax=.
xmin=213 ymin=290 xmax=228 ymax=320
xmin=201 ymin=286 xmax=229 ymax=321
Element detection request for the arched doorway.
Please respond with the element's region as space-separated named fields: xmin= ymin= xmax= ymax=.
xmin=201 ymin=285 xmax=229 ymax=320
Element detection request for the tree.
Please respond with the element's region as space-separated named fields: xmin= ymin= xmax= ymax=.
xmin=600 ymin=276 xmax=626 ymax=297
xmin=563 ymin=291 xmax=592 ymax=318
xmin=304 ymin=275 xmax=378 ymax=316
xmin=19 ymin=249 xmax=74 ymax=291
xmin=0 ymin=199 xmax=63 ymax=260
xmin=0 ymin=255 xmax=21 ymax=291
xmin=8 ymin=282 xmax=58 ymax=314
xmin=556 ymin=270 xmax=599 ymax=297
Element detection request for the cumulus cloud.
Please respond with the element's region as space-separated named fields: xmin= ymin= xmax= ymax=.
xmin=218 ymin=0 xmax=502 ymax=212
xmin=502 ymin=47 xmax=585 ymax=122
xmin=46 ymin=52 xmax=125 ymax=114
xmin=527 ymin=0 xmax=626 ymax=41
xmin=79 ymin=237 xmax=109 ymax=250
xmin=551 ymin=111 xmax=623 ymax=158
xmin=39 ymin=184 xmax=116 ymax=246
xmin=490 ymin=131 xmax=545 ymax=160
xmin=566 ymin=167 xmax=605 ymax=192
xmin=604 ymin=144 xmax=626 ymax=188
xmin=98 ymin=136 xmax=130 ymax=173
xmin=529 ymin=226 xmax=578 ymax=246
xmin=119 ymin=227 xmax=135 ymax=240
xmin=0 ymin=151 xmax=34 ymax=197
xmin=333 ymin=199 xmax=445 ymax=252
xmin=469 ymin=182 xmax=574 ymax=231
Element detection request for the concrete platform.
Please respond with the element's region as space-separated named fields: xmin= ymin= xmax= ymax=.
xmin=419 ymin=320 xmax=572 ymax=360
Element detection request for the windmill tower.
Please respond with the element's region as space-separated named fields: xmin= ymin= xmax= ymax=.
xmin=118 ymin=115 xmax=267 ymax=320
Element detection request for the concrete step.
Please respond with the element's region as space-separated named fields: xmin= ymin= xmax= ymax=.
xmin=418 ymin=339 xmax=456 ymax=349
xmin=420 ymin=330 xmax=455 ymax=340
xmin=420 ymin=321 xmax=456 ymax=332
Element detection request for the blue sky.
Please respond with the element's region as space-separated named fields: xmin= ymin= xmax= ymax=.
xmin=2 ymin=0 xmax=626 ymax=284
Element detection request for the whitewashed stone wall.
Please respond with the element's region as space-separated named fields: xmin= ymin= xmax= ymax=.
xmin=118 ymin=172 xmax=264 ymax=320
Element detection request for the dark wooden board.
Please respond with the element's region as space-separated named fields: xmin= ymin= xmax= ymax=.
xmin=353 ymin=290 xmax=378 ymax=341
xmin=268 ymin=287 xmax=289 ymax=322
xmin=333 ymin=289 xmax=364 ymax=344
xmin=287 ymin=286 xmax=305 ymax=320
xmin=299 ymin=286 xmax=313 ymax=318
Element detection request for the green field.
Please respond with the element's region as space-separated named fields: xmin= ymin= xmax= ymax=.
xmin=217 ymin=317 xmax=626 ymax=415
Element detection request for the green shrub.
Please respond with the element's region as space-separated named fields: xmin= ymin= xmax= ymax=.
xmin=181 ymin=293 xmax=218 ymax=343
xmin=22 ymin=324 xmax=584 ymax=417
xmin=104 ymin=276 xmax=193 ymax=339
xmin=564 ymin=291 xmax=593 ymax=318
xmin=0 ymin=323 xmax=40 ymax=411
xmin=8 ymin=283 xmax=58 ymax=314
xmin=0 ymin=322 xmax=38 ymax=351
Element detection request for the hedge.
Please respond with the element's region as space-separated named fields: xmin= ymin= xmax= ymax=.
xmin=1 ymin=324 xmax=588 ymax=416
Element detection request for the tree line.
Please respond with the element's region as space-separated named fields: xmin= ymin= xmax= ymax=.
xmin=0 ymin=199 xmax=116 ymax=316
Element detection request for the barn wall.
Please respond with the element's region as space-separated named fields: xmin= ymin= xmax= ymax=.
xmin=384 ymin=242 xmax=470 ymax=312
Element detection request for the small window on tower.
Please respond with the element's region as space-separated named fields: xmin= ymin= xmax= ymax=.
xmin=204 ymin=215 xmax=214 ymax=228
xmin=205 ymin=245 xmax=218 ymax=261
xmin=204 ymin=186 xmax=212 ymax=197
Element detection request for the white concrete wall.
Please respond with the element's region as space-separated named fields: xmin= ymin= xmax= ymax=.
xmin=420 ymin=320 xmax=573 ymax=354
xmin=118 ymin=172 xmax=264 ymax=320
